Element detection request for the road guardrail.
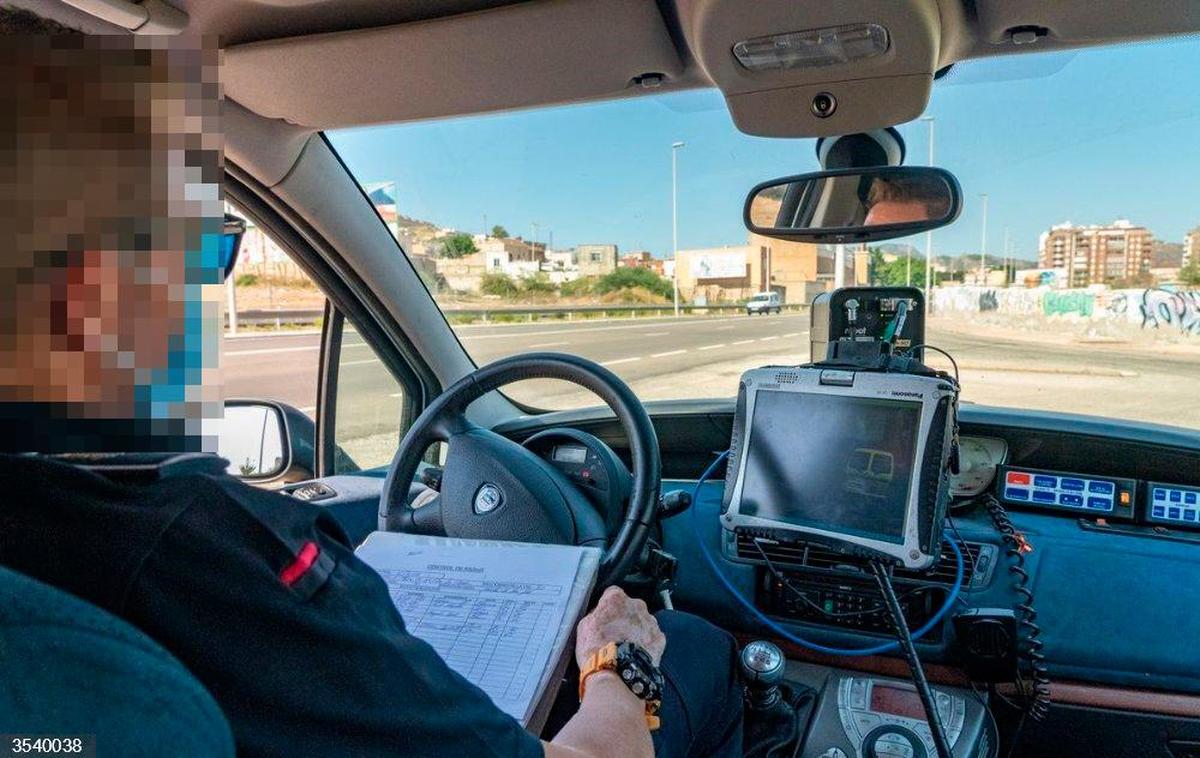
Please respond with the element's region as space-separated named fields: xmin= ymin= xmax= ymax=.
xmin=228 ymin=302 xmax=809 ymax=329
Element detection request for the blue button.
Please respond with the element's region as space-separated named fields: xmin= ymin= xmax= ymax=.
xmin=1153 ymin=505 xmax=1166 ymax=517
xmin=1153 ymin=488 xmax=1167 ymax=501
xmin=1187 ymin=493 xmax=1198 ymax=505
xmin=1170 ymin=491 xmax=1182 ymax=503
xmin=1060 ymin=478 xmax=1085 ymax=491
xmin=1169 ymin=507 xmax=1182 ymax=519
xmin=1032 ymin=490 xmax=1057 ymax=503
xmin=1087 ymin=497 xmax=1112 ymax=511
xmin=1186 ymin=510 xmax=1198 ymax=522
xmin=1034 ymin=476 xmax=1057 ymax=489
xmin=1060 ymin=494 xmax=1084 ymax=507
xmin=1006 ymin=487 xmax=1030 ymax=501
xmin=1089 ymin=481 xmax=1115 ymax=495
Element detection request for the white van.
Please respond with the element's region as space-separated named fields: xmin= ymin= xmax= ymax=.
xmin=745 ymin=291 xmax=782 ymax=315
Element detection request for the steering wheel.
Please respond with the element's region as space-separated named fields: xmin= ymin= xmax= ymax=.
xmin=379 ymin=353 xmax=661 ymax=587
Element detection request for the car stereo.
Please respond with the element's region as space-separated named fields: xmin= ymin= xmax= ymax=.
xmin=721 ymin=366 xmax=957 ymax=570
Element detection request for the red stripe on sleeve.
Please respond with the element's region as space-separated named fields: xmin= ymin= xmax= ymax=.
xmin=280 ymin=541 xmax=320 ymax=587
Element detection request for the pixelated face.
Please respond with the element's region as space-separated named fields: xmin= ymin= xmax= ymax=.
xmin=0 ymin=33 xmax=224 ymax=452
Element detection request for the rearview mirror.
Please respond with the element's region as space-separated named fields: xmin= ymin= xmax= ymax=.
xmin=744 ymin=166 xmax=961 ymax=244
xmin=219 ymin=400 xmax=291 ymax=481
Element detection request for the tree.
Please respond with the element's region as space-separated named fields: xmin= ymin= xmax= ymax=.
xmin=490 ymin=225 xmax=509 ymax=239
xmin=439 ymin=233 xmax=478 ymax=259
xmin=1180 ymin=260 xmax=1200 ymax=287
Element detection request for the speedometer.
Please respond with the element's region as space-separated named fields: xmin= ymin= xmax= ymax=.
xmin=949 ymin=436 xmax=1008 ymax=498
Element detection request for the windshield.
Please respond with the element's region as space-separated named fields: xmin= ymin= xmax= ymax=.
xmin=328 ymin=39 xmax=1200 ymax=429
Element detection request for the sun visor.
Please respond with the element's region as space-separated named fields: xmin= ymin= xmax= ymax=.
xmin=223 ymin=0 xmax=684 ymax=129
xmin=680 ymin=0 xmax=940 ymax=137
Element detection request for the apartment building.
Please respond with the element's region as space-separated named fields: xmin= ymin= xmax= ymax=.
xmin=1038 ymin=220 xmax=1152 ymax=287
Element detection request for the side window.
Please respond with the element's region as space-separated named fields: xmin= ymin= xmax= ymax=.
xmin=329 ymin=316 xmax=410 ymax=474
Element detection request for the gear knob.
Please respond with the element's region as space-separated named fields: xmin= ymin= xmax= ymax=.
xmin=740 ymin=640 xmax=785 ymax=709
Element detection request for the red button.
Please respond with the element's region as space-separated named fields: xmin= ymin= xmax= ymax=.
xmin=1007 ymin=472 xmax=1031 ymax=485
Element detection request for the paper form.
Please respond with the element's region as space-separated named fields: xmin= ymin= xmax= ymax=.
xmin=356 ymin=532 xmax=593 ymax=724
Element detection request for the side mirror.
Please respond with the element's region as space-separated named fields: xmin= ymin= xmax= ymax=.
xmin=744 ymin=166 xmax=961 ymax=244
xmin=219 ymin=400 xmax=291 ymax=481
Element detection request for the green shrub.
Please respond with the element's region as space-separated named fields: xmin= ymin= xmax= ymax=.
xmin=234 ymin=273 xmax=259 ymax=287
xmin=560 ymin=276 xmax=598 ymax=297
xmin=594 ymin=267 xmax=673 ymax=300
xmin=520 ymin=272 xmax=556 ymax=294
xmin=480 ymin=272 xmax=520 ymax=297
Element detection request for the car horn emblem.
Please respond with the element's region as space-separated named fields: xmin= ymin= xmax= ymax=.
xmin=473 ymin=483 xmax=504 ymax=515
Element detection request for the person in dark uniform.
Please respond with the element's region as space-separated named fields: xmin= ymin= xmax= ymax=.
xmin=0 ymin=8 xmax=744 ymax=757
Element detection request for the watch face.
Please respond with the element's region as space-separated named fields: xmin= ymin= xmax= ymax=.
xmin=617 ymin=642 xmax=664 ymax=703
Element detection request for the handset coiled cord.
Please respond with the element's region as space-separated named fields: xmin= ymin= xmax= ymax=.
xmin=982 ymin=493 xmax=1051 ymax=721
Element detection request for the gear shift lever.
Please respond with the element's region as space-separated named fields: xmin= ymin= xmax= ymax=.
xmin=740 ymin=640 xmax=785 ymax=710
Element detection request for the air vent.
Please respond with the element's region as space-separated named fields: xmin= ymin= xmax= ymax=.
xmin=736 ymin=531 xmax=983 ymax=587
xmin=774 ymin=371 xmax=800 ymax=384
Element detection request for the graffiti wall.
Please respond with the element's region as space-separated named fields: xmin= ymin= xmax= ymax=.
xmin=931 ymin=286 xmax=1199 ymax=335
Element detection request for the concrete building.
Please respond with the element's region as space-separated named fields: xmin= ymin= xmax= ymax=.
xmin=575 ymin=244 xmax=619 ymax=277
xmin=477 ymin=237 xmax=545 ymax=279
xmin=618 ymin=251 xmax=665 ymax=276
xmin=1038 ymin=220 xmax=1153 ymax=287
xmin=675 ymin=238 xmax=828 ymax=305
xmin=1185 ymin=226 xmax=1200 ymax=268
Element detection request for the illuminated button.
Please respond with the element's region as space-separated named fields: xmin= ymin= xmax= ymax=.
xmin=1169 ymin=507 xmax=1181 ymax=519
xmin=1187 ymin=493 xmax=1198 ymax=505
xmin=1185 ymin=510 xmax=1198 ymax=522
xmin=1153 ymin=505 xmax=1166 ymax=518
xmin=1033 ymin=476 xmax=1057 ymax=488
xmin=1170 ymin=491 xmax=1182 ymax=503
xmin=1086 ymin=497 xmax=1111 ymax=511
xmin=1060 ymin=478 xmax=1085 ymax=491
xmin=1007 ymin=472 xmax=1031 ymax=486
xmin=1006 ymin=488 xmax=1030 ymax=501
xmin=1060 ymin=494 xmax=1084 ymax=507
xmin=1032 ymin=491 xmax=1057 ymax=503
xmin=1120 ymin=491 xmax=1131 ymax=506
xmin=1154 ymin=488 xmax=1167 ymax=501
xmin=1089 ymin=481 xmax=1115 ymax=495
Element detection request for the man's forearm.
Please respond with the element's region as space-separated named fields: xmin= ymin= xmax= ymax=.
xmin=544 ymin=671 xmax=653 ymax=758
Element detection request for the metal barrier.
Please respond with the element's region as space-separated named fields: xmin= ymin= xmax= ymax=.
xmin=228 ymin=302 xmax=808 ymax=329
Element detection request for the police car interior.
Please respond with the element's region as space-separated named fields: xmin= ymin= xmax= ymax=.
xmin=15 ymin=1 xmax=1200 ymax=757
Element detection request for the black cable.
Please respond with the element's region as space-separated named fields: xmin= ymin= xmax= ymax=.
xmin=982 ymin=493 xmax=1051 ymax=721
xmin=904 ymin=343 xmax=961 ymax=385
xmin=870 ymin=560 xmax=954 ymax=758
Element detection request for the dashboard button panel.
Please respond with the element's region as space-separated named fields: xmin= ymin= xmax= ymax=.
xmin=997 ymin=466 xmax=1136 ymax=520
xmin=1146 ymin=482 xmax=1200 ymax=529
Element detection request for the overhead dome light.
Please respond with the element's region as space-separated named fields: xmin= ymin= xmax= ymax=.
xmin=733 ymin=24 xmax=890 ymax=72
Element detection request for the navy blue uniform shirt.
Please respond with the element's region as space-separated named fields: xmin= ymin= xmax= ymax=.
xmin=0 ymin=453 xmax=544 ymax=757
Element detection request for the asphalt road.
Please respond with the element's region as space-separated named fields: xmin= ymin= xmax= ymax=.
xmin=223 ymin=312 xmax=1200 ymax=439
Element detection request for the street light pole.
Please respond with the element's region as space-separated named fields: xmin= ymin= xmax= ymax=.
xmin=671 ymin=141 xmax=685 ymax=317
xmin=978 ymin=193 xmax=989 ymax=285
xmin=920 ymin=116 xmax=935 ymax=301
xmin=1003 ymin=226 xmax=1010 ymax=286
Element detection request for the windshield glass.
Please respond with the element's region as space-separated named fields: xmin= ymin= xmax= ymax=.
xmin=328 ymin=39 xmax=1200 ymax=428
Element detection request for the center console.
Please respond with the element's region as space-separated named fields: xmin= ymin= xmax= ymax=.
xmin=798 ymin=669 xmax=995 ymax=758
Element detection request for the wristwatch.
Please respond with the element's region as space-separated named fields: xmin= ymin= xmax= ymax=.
xmin=578 ymin=641 xmax=664 ymax=730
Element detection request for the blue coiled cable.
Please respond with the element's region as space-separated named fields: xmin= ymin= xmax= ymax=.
xmin=689 ymin=449 xmax=963 ymax=656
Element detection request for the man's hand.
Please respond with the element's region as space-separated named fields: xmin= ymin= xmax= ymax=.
xmin=575 ymin=586 xmax=666 ymax=668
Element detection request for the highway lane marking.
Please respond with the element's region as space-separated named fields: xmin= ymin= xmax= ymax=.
xmin=601 ymin=357 xmax=642 ymax=366
xmin=759 ymin=336 xmax=778 ymax=342
xmin=340 ymin=359 xmax=379 ymax=367
xmin=698 ymin=344 xmax=726 ymax=351
xmin=715 ymin=326 xmax=735 ymax=331
xmin=224 ymin=341 xmax=369 ymax=357
xmin=455 ymin=315 xmax=792 ymax=340
xmin=651 ymin=349 xmax=686 ymax=358
xmin=782 ymin=332 xmax=801 ymax=338
xmin=731 ymin=339 xmax=754 ymax=345
xmin=641 ymin=332 xmax=669 ymax=337
xmin=529 ymin=341 xmax=569 ymax=348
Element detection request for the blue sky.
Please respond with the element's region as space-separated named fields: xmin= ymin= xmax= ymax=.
xmin=328 ymin=38 xmax=1200 ymax=263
